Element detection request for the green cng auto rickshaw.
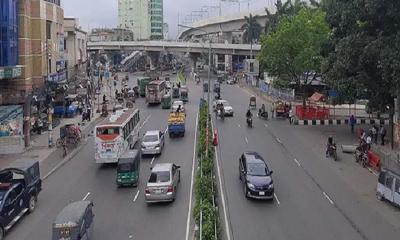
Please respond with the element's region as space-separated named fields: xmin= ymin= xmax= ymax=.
xmin=203 ymin=82 xmax=209 ymax=92
xmin=172 ymin=87 xmax=180 ymax=98
xmin=161 ymin=93 xmax=172 ymax=109
xmin=52 ymin=201 xmax=94 ymax=240
xmin=116 ymin=149 xmax=141 ymax=187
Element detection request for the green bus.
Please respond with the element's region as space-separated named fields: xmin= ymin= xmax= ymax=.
xmin=137 ymin=77 xmax=152 ymax=97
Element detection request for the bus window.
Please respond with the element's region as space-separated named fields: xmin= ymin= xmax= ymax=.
xmin=97 ymin=127 xmax=120 ymax=136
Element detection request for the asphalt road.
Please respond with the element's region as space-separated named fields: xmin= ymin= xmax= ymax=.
xmin=6 ymin=71 xmax=202 ymax=240
xmin=214 ymin=83 xmax=400 ymax=240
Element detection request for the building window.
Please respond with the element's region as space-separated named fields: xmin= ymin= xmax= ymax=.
xmin=46 ymin=21 xmax=52 ymax=40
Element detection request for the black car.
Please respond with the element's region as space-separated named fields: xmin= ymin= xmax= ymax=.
xmin=0 ymin=160 xmax=42 ymax=238
xmin=239 ymin=152 xmax=274 ymax=200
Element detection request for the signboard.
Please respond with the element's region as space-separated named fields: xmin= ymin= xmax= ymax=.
xmin=0 ymin=66 xmax=23 ymax=79
xmin=0 ymin=105 xmax=23 ymax=137
xmin=77 ymin=88 xmax=88 ymax=96
xmin=45 ymin=72 xmax=67 ymax=83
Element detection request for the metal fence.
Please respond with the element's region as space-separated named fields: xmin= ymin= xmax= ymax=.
xmin=372 ymin=145 xmax=400 ymax=174
xmin=259 ymin=82 xmax=295 ymax=102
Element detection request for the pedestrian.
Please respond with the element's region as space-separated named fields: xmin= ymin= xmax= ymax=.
xmin=115 ymin=89 xmax=118 ymax=98
xmin=288 ymin=108 xmax=293 ymax=125
xmin=379 ymin=125 xmax=387 ymax=146
xmin=350 ymin=115 xmax=356 ymax=133
xmin=373 ymin=125 xmax=379 ymax=144
xmin=103 ymin=94 xmax=106 ymax=103
xmin=371 ymin=125 xmax=378 ymax=144
xmin=87 ymin=105 xmax=92 ymax=122
xmin=366 ymin=134 xmax=372 ymax=150
xmin=271 ymin=103 xmax=275 ymax=118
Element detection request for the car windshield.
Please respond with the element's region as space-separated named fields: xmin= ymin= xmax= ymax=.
xmin=247 ymin=163 xmax=268 ymax=176
xmin=148 ymin=171 xmax=170 ymax=183
xmin=118 ymin=162 xmax=133 ymax=172
xmin=143 ymin=134 xmax=158 ymax=142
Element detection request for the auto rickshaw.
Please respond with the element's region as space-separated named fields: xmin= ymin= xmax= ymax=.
xmin=161 ymin=93 xmax=172 ymax=109
xmin=52 ymin=201 xmax=94 ymax=240
xmin=117 ymin=149 xmax=140 ymax=187
xmin=172 ymin=87 xmax=180 ymax=98
xmin=275 ymin=100 xmax=289 ymax=118
xmin=127 ymin=89 xmax=135 ymax=102
xmin=203 ymin=82 xmax=209 ymax=92
xmin=180 ymin=88 xmax=188 ymax=103
xmin=249 ymin=96 xmax=257 ymax=109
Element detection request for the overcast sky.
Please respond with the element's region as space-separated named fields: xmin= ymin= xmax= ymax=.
xmin=62 ymin=0 xmax=274 ymax=39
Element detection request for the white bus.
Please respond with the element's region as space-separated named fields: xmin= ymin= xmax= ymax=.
xmin=95 ymin=108 xmax=140 ymax=164
xmin=146 ymin=80 xmax=166 ymax=104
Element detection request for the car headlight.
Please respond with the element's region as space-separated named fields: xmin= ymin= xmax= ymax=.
xmin=247 ymin=183 xmax=255 ymax=189
xmin=268 ymin=183 xmax=274 ymax=189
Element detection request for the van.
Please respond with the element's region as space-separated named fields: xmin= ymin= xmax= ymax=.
xmin=377 ymin=168 xmax=400 ymax=207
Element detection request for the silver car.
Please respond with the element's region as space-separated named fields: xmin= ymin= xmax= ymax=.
xmin=145 ymin=163 xmax=181 ymax=203
xmin=141 ymin=130 xmax=165 ymax=155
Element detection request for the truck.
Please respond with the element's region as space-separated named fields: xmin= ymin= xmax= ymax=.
xmin=137 ymin=77 xmax=152 ymax=97
xmin=0 ymin=160 xmax=42 ymax=238
xmin=168 ymin=112 xmax=185 ymax=137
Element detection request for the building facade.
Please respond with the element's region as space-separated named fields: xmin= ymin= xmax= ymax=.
xmin=150 ymin=0 xmax=163 ymax=40
xmin=118 ymin=0 xmax=150 ymax=40
xmin=64 ymin=17 xmax=87 ymax=81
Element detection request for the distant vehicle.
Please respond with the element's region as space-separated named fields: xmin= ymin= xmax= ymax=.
xmin=137 ymin=77 xmax=152 ymax=97
xmin=0 ymin=160 xmax=42 ymax=238
xmin=95 ymin=108 xmax=140 ymax=164
xmin=239 ymin=152 xmax=274 ymax=200
xmin=52 ymin=201 xmax=94 ymax=240
xmin=180 ymin=88 xmax=188 ymax=103
xmin=165 ymin=81 xmax=172 ymax=90
xmin=227 ymin=78 xmax=235 ymax=85
xmin=171 ymin=100 xmax=185 ymax=113
xmin=213 ymin=100 xmax=234 ymax=116
xmin=168 ymin=112 xmax=185 ymax=137
xmin=117 ymin=149 xmax=141 ymax=187
xmin=161 ymin=93 xmax=172 ymax=109
xmin=145 ymin=163 xmax=181 ymax=203
xmin=172 ymin=87 xmax=180 ymax=99
xmin=377 ymin=169 xmax=400 ymax=207
xmin=146 ymin=80 xmax=167 ymax=104
xmin=141 ymin=130 xmax=165 ymax=155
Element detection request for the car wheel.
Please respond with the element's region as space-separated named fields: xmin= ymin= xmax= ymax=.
xmin=377 ymin=192 xmax=384 ymax=201
xmin=28 ymin=195 xmax=36 ymax=213
xmin=243 ymin=184 xmax=249 ymax=199
xmin=0 ymin=227 xmax=4 ymax=240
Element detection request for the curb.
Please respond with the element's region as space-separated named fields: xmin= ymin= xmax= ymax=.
xmin=42 ymin=117 xmax=103 ymax=181
xmin=294 ymin=119 xmax=390 ymax=126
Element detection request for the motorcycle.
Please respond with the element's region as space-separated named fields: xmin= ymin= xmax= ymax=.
xmin=217 ymin=109 xmax=225 ymax=120
xmin=327 ymin=144 xmax=338 ymax=161
xmin=355 ymin=147 xmax=368 ymax=168
xmin=246 ymin=117 xmax=253 ymax=128
xmin=258 ymin=110 xmax=268 ymax=120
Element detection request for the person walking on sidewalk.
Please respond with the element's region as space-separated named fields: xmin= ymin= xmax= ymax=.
xmin=379 ymin=125 xmax=387 ymax=146
xmin=350 ymin=115 xmax=356 ymax=133
xmin=271 ymin=103 xmax=275 ymax=118
xmin=288 ymin=108 xmax=293 ymax=125
xmin=371 ymin=125 xmax=378 ymax=144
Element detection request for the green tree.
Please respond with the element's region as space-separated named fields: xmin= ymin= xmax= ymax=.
xmin=242 ymin=14 xmax=262 ymax=58
xmin=259 ymin=8 xmax=330 ymax=106
xmin=264 ymin=0 xmax=292 ymax=34
xmin=321 ymin=0 xmax=400 ymax=112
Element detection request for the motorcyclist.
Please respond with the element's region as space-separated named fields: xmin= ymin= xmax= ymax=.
xmin=246 ymin=109 xmax=252 ymax=118
xmin=259 ymin=104 xmax=267 ymax=118
xmin=326 ymin=136 xmax=336 ymax=157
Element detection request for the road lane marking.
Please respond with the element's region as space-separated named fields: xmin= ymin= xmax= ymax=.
xmin=323 ymin=191 xmax=334 ymax=205
xmin=212 ymin=121 xmax=232 ymax=240
xmin=150 ymin=156 xmax=156 ymax=165
xmin=238 ymin=124 xmax=241 ymax=128
xmin=185 ymin=113 xmax=199 ymax=240
xmin=264 ymin=123 xmax=268 ymax=128
xmin=245 ymin=137 xmax=249 ymax=144
xmin=164 ymin=127 xmax=168 ymax=134
xmin=276 ymin=138 xmax=282 ymax=144
xmin=82 ymin=192 xmax=91 ymax=201
xmin=274 ymin=193 xmax=281 ymax=205
xmin=133 ymin=190 xmax=140 ymax=202
xmin=293 ymin=158 xmax=301 ymax=167
xmin=139 ymin=114 xmax=151 ymax=130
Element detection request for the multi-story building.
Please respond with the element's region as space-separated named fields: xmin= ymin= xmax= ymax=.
xmin=88 ymin=28 xmax=134 ymax=42
xmin=118 ymin=0 xmax=163 ymax=40
xmin=118 ymin=0 xmax=150 ymax=40
xmin=150 ymin=0 xmax=163 ymax=40
xmin=163 ymin=23 xmax=169 ymax=40
xmin=64 ymin=17 xmax=87 ymax=81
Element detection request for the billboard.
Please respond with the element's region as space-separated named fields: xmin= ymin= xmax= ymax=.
xmin=0 ymin=105 xmax=23 ymax=137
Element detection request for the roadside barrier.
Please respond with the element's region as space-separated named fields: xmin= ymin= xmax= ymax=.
xmin=367 ymin=150 xmax=381 ymax=171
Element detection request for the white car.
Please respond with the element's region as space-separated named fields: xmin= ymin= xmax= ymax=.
xmin=213 ymin=99 xmax=234 ymax=116
xmin=141 ymin=130 xmax=165 ymax=155
xmin=171 ymin=100 xmax=185 ymax=113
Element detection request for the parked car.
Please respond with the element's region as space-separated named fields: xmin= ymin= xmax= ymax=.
xmin=239 ymin=152 xmax=274 ymax=200
xmin=141 ymin=130 xmax=165 ymax=155
xmin=0 ymin=160 xmax=42 ymax=238
xmin=212 ymin=100 xmax=234 ymax=116
xmin=145 ymin=163 xmax=181 ymax=203
xmin=377 ymin=168 xmax=400 ymax=207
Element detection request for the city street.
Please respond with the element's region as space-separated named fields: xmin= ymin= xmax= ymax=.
xmin=6 ymin=72 xmax=202 ymax=240
xmin=215 ymin=83 xmax=400 ymax=240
